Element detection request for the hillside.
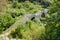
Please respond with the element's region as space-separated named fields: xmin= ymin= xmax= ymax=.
xmin=0 ymin=0 xmax=60 ymax=40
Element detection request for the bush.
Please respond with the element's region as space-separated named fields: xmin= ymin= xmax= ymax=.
xmin=40 ymin=1 xmax=60 ymax=40
xmin=7 ymin=1 xmax=42 ymax=18
xmin=0 ymin=13 xmax=15 ymax=33
xmin=10 ymin=21 xmax=45 ymax=40
xmin=45 ymin=13 xmax=60 ymax=40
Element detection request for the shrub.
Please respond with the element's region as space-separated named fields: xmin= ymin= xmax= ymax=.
xmin=7 ymin=1 xmax=42 ymax=18
xmin=0 ymin=13 xmax=15 ymax=33
xmin=10 ymin=21 xmax=45 ymax=40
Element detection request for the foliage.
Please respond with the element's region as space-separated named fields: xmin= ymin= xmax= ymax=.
xmin=7 ymin=1 xmax=43 ymax=18
xmin=49 ymin=1 xmax=60 ymax=13
xmin=0 ymin=0 xmax=60 ymax=40
xmin=40 ymin=0 xmax=60 ymax=40
xmin=0 ymin=13 xmax=15 ymax=33
xmin=10 ymin=21 xmax=45 ymax=40
xmin=45 ymin=13 xmax=60 ymax=40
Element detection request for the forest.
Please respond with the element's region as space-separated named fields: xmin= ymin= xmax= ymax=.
xmin=0 ymin=0 xmax=60 ymax=40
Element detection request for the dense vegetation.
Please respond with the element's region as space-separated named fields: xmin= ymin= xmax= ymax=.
xmin=0 ymin=0 xmax=60 ymax=40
